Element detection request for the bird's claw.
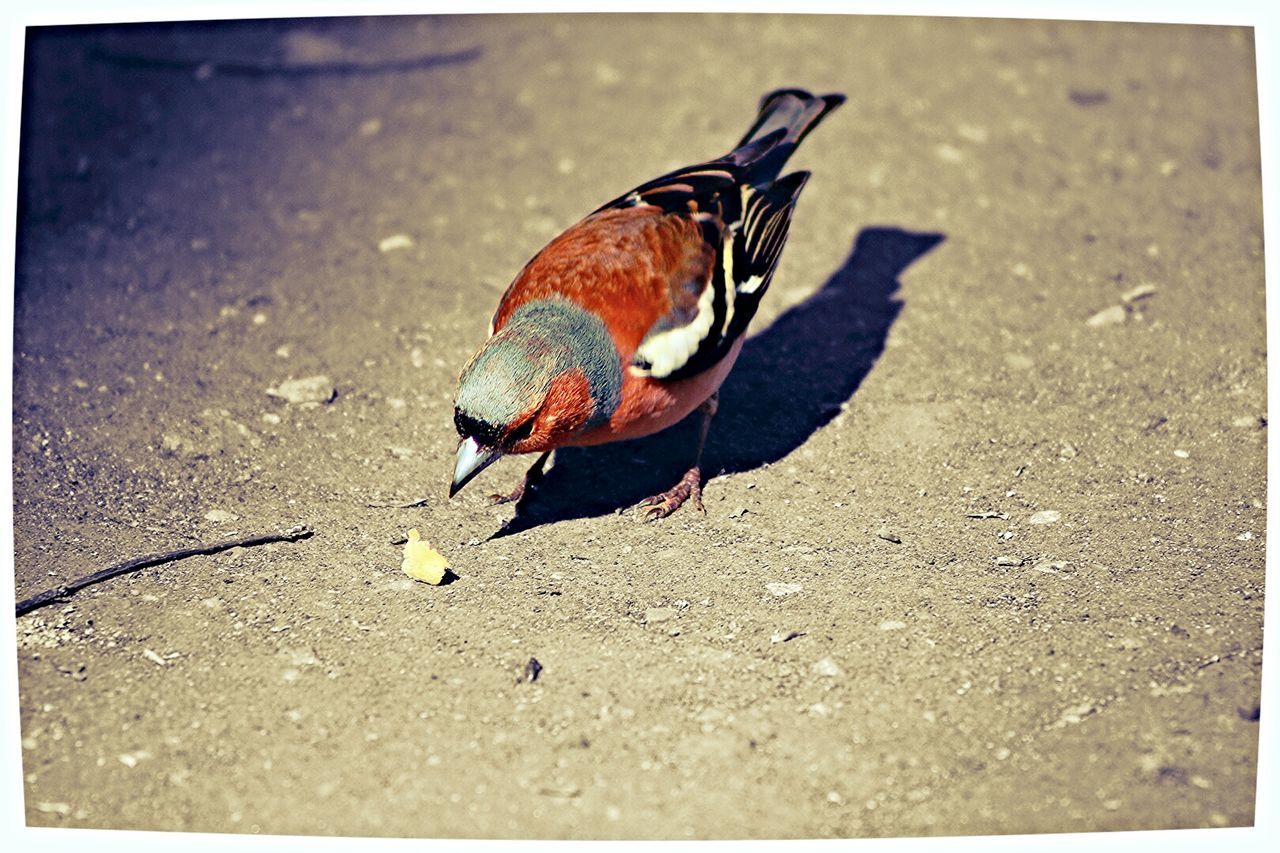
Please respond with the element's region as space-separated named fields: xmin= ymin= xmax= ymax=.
xmin=488 ymin=482 xmax=531 ymax=506
xmin=637 ymin=467 xmax=704 ymax=521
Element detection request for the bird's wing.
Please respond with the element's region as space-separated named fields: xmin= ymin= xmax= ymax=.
xmin=603 ymin=155 xmax=810 ymax=381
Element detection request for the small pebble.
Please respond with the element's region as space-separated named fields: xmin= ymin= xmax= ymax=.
xmin=378 ymin=233 xmax=414 ymax=253
xmin=811 ymin=657 xmax=843 ymax=678
xmin=1121 ymin=283 xmax=1158 ymax=303
xmin=1173 ymin=449 xmax=1190 ymax=459
xmin=995 ymin=556 xmax=1023 ymax=567
xmin=875 ymin=527 xmax=902 ymax=543
xmin=879 ymin=620 xmax=907 ymax=631
xmin=117 ymin=751 xmax=151 ymax=768
xmin=522 ymin=657 xmax=542 ymax=683
xmin=1004 ymin=353 xmax=1035 ymax=370
xmin=35 ymin=802 xmax=72 ymax=816
xmin=267 ymin=375 xmax=336 ymax=405
xmin=644 ymin=607 xmax=677 ymax=624
xmin=765 ymin=582 xmax=803 ymax=597
xmin=203 ymin=509 xmax=239 ymax=523
xmin=1085 ymin=304 xmax=1127 ymax=327
xmin=1029 ymin=510 xmax=1061 ymax=525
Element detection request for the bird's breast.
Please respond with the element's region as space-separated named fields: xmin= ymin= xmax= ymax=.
xmin=566 ymin=336 xmax=745 ymax=446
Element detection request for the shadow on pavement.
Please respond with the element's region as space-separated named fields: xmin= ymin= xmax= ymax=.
xmin=489 ymin=226 xmax=946 ymax=538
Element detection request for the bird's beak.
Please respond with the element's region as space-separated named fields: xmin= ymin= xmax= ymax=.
xmin=449 ymin=437 xmax=502 ymax=498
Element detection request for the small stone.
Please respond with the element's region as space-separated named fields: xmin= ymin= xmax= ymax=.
xmin=935 ymin=143 xmax=964 ymax=163
xmin=1029 ymin=510 xmax=1061 ymax=525
xmin=644 ymin=607 xmax=677 ymax=624
xmin=1085 ymin=304 xmax=1127 ymax=327
xmin=538 ymin=783 xmax=581 ymax=799
xmin=378 ymin=233 xmax=413 ymax=253
xmin=142 ymin=648 xmax=168 ymax=667
xmin=267 ymin=375 xmax=336 ymax=405
xmin=1232 ymin=415 xmax=1265 ymax=429
xmin=995 ymin=556 xmax=1023 ymax=567
xmin=261 ymin=413 xmax=282 ymax=425
xmin=594 ymin=61 xmax=621 ymax=86
xmin=879 ymin=620 xmax=907 ymax=631
xmin=1069 ymin=89 xmax=1110 ymax=106
xmin=1004 ymin=352 xmax=1035 ymax=370
xmin=117 ymin=751 xmax=151 ymax=768
xmin=1172 ymin=449 xmax=1190 ymax=459
xmin=35 ymin=802 xmax=72 ymax=816
xmin=203 ymin=509 xmax=239 ymax=523
xmin=1236 ymin=531 xmax=1254 ymax=541
xmin=1059 ymin=443 xmax=1078 ymax=459
xmin=811 ymin=657 xmax=843 ymax=678
xmin=1053 ymin=702 xmax=1097 ymax=727
xmin=765 ymin=582 xmax=803 ymax=597
xmin=387 ymin=446 xmax=416 ymax=459
xmin=875 ymin=527 xmax=902 ymax=543
xmin=522 ymin=657 xmax=542 ymax=683
xmin=1121 ymin=283 xmax=1158 ymax=303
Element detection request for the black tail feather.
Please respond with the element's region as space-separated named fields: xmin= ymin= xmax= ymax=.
xmin=734 ymin=88 xmax=846 ymax=185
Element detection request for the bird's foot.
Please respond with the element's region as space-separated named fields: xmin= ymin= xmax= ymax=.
xmin=488 ymin=484 xmax=524 ymax=504
xmin=637 ymin=467 xmax=704 ymax=521
xmin=488 ymin=453 xmax=550 ymax=507
xmin=488 ymin=480 xmax=534 ymax=506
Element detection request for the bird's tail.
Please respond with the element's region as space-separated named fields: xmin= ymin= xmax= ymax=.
xmin=730 ymin=88 xmax=846 ymax=185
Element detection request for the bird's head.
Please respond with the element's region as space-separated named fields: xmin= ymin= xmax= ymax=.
xmin=449 ymin=299 xmax=622 ymax=497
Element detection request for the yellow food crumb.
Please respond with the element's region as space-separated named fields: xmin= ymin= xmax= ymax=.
xmin=401 ymin=528 xmax=449 ymax=584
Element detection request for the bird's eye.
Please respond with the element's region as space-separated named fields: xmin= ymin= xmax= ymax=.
xmin=507 ymin=416 xmax=536 ymax=445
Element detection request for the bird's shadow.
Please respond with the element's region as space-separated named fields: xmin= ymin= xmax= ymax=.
xmin=487 ymin=226 xmax=945 ymax=538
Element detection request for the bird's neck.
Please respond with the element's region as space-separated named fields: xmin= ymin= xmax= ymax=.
xmin=500 ymin=298 xmax=623 ymax=430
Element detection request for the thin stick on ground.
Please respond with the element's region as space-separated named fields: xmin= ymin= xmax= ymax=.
xmin=14 ymin=524 xmax=314 ymax=618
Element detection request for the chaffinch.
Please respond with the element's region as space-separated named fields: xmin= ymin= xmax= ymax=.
xmin=451 ymin=88 xmax=845 ymax=518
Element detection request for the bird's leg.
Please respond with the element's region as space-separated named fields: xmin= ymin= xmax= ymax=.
xmin=489 ymin=451 xmax=551 ymax=506
xmin=639 ymin=393 xmax=718 ymax=521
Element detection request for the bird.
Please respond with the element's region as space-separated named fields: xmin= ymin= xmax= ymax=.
xmin=450 ymin=87 xmax=845 ymax=519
